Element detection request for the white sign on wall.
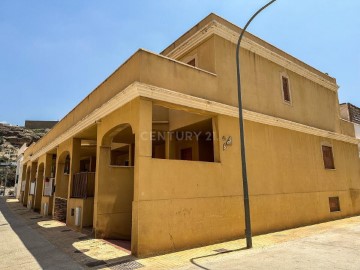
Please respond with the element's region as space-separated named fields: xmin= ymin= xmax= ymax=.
xmin=43 ymin=178 xmax=54 ymax=196
xmin=29 ymin=182 xmax=36 ymax=195
xmin=21 ymin=181 xmax=26 ymax=191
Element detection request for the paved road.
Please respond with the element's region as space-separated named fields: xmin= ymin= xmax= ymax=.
xmin=0 ymin=197 xmax=83 ymax=270
xmin=179 ymin=222 xmax=360 ymax=270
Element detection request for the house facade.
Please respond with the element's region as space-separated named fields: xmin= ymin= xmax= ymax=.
xmin=19 ymin=14 xmax=360 ymax=257
xmin=340 ymin=103 xmax=360 ymax=156
xmin=15 ymin=143 xmax=27 ymax=198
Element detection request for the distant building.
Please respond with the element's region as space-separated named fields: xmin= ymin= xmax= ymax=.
xmin=25 ymin=120 xmax=58 ymax=130
xmin=15 ymin=143 xmax=28 ymax=198
xmin=340 ymin=103 xmax=360 ymax=155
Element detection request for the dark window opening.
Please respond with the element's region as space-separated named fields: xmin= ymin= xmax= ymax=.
xmin=152 ymin=105 xmax=216 ymax=163
xmin=152 ymin=132 xmax=166 ymax=159
xmin=80 ymin=156 xmax=96 ymax=172
xmin=64 ymin=155 xmax=70 ymax=174
xmin=80 ymin=159 xmax=90 ymax=172
xmin=187 ymin=58 xmax=196 ymax=67
xmin=109 ymin=125 xmax=135 ymax=166
xmin=282 ymin=76 xmax=291 ymax=103
xmin=329 ymin=197 xmax=340 ymax=212
xmin=51 ymin=154 xmax=57 ymax=178
xmin=322 ymin=145 xmax=335 ymax=169
xmin=180 ymin=147 xmax=193 ymax=161
xmin=111 ymin=145 xmax=132 ymax=166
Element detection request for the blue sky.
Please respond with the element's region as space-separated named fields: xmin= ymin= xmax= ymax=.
xmin=0 ymin=0 xmax=359 ymax=126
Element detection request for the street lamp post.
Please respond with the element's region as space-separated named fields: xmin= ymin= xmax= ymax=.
xmin=236 ymin=0 xmax=277 ymax=249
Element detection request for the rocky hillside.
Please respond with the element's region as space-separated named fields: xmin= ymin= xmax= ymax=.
xmin=0 ymin=123 xmax=49 ymax=162
xmin=0 ymin=123 xmax=49 ymax=187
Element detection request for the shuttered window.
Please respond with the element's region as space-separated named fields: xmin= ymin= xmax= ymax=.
xmin=329 ymin=197 xmax=340 ymax=212
xmin=322 ymin=145 xmax=335 ymax=169
xmin=282 ymin=76 xmax=291 ymax=103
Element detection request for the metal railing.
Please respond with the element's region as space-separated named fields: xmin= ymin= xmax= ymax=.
xmin=71 ymin=172 xmax=95 ymax=199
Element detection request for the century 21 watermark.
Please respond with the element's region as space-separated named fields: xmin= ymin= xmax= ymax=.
xmin=140 ymin=131 xmax=214 ymax=141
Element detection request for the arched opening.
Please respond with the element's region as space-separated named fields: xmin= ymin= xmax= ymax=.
xmin=34 ymin=163 xmax=44 ymax=212
xmin=97 ymin=123 xmax=135 ymax=252
xmin=54 ymin=151 xmax=71 ymax=222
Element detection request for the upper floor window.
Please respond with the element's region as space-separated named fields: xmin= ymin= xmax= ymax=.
xmin=322 ymin=145 xmax=335 ymax=169
xmin=281 ymin=74 xmax=291 ymax=104
xmin=183 ymin=54 xmax=197 ymax=67
xmin=187 ymin=58 xmax=196 ymax=67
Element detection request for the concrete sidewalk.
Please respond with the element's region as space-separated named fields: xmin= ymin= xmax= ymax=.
xmin=177 ymin=222 xmax=360 ymax=270
xmin=0 ymin=197 xmax=82 ymax=270
xmin=2 ymin=197 xmax=360 ymax=269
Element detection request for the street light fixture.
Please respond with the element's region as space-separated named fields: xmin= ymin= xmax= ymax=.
xmin=236 ymin=0 xmax=277 ymax=249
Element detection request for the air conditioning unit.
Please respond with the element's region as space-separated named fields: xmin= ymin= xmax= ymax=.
xmin=75 ymin=207 xmax=81 ymax=226
xmin=43 ymin=203 xmax=49 ymax=216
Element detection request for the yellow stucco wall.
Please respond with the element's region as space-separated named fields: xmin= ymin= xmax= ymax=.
xmin=94 ymin=99 xmax=141 ymax=241
xmin=67 ymin=198 xmax=94 ymax=229
xmin=132 ymin=112 xmax=360 ymax=256
xmin=40 ymin=196 xmax=53 ymax=216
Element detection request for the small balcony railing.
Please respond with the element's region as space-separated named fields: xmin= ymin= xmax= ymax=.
xmin=71 ymin=172 xmax=95 ymax=199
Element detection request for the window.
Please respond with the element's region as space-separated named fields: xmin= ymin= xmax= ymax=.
xmin=109 ymin=125 xmax=135 ymax=166
xmin=180 ymin=147 xmax=193 ymax=161
xmin=51 ymin=154 xmax=57 ymax=178
xmin=111 ymin=145 xmax=132 ymax=166
xmin=329 ymin=197 xmax=340 ymax=212
xmin=183 ymin=54 xmax=197 ymax=67
xmin=43 ymin=177 xmax=53 ymax=196
xmin=152 ymin=105 xmax=217 ymax=162
xmin=29 ymin=181 xmax=36 ymax=195
xmin=64 ymin=155 xmax=70 ymax=174
xmin=322 ymin=145 xmax=335 ymax=169
xmin=281 ymin=75 xmax=291 ymax=103
xmin=187 ymin=58 xmax=196 ymax=67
